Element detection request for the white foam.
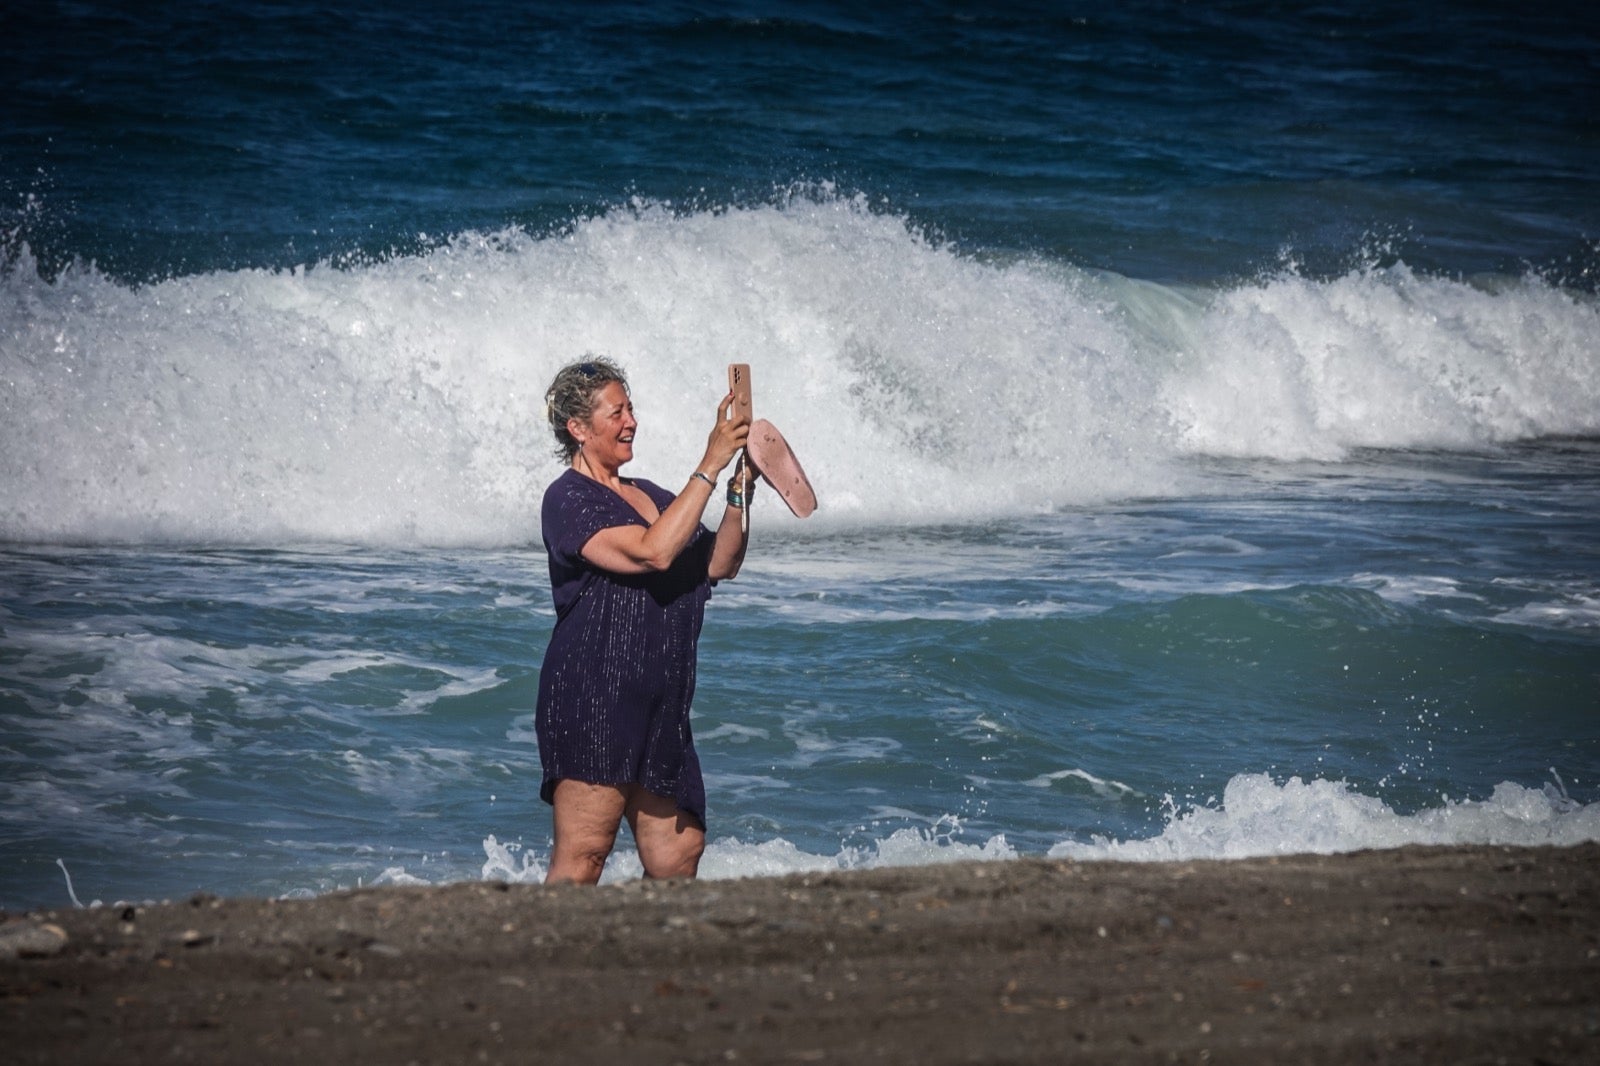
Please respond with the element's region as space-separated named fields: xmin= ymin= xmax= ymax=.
xmin=696 ymin=722 xmax=772 ymax=744
xmin=1155 ymin=536 xmax=1263 ymax=560
xmin=696 ymin=838 xmax=839 ymax=879
xmin=371 ymin=773 xmax=1600 ymax=896
xmin=1024 ymin=768 xmax=1141 ymax=800
xmin=1161 ymin=263 xmax=1600 ymax=461
xmin=1486 ymin=579 xmax=1600 ymax=630
xmin=698 ymin=816 xmax=1017 ymax=880
xmin=480 ymin=834 xmax=546 ymax=884
xmin=6 ymin=195 xmax=1593 ymax=546
xmin=778 ymin=726 xmax=902 ymax=767
xmin=368 ymin=866 xmax=431 ymax=888
xmin=1047 ymin=771 xmax=1600 ymax=862
xmin=1493 ymin=598 xmax=1600 ymax=629
xmin=464 ymin=815 xmax=1019 ymax=890
xmin=1351 ymin=572 xmax=1485 ymax=606
xmin=365 ymin=818 xmax=1018 ymax=893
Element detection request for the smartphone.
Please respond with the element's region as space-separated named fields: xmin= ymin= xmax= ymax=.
xmin=728 ymin=363 xmax=752 ymax=422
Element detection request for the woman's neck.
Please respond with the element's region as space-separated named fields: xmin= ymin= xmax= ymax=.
xmin=572 ymin=448 xmax=624 ymax=490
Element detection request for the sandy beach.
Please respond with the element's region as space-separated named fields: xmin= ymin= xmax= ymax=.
xmin=4 ymin=843 xmax=1596 ymax=1064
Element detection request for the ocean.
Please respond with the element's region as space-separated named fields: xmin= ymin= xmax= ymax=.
xmin=2 ymin=1 xmax=1598 ymax=910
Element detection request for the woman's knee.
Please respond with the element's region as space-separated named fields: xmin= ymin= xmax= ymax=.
xmin=547 ymin=839 xmax=614 ymax=884
xmin=548 ymin=779 xmax=627 ymax=884
xmin=630 ymin=794 xmax=706 ymax=879
xmin=644 ymin=829 xmax=704 ymax=879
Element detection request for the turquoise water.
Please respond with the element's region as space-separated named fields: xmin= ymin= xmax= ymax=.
xmin=4 ymin=445 xmax=1597 ymax=907
xmin=3 ymin=2 xmax=1599 ymax=908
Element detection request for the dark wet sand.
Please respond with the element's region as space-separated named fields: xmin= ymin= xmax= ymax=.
xmin=4 ymin=844 xmax=1597 ymax=1064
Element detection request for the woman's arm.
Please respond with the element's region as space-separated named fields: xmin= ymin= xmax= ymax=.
xmin=707 ymin=459 xmax=755 ymax=581
xmin=581 ymin=394 xmax=749 ymax=575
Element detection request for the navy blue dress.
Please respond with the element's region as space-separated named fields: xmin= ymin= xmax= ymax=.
xmin=535 ymin=469 xmax=713 ymax=827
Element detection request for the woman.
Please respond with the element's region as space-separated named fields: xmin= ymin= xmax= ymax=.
xmin=535 ymin=357 xmax=754 ymax=884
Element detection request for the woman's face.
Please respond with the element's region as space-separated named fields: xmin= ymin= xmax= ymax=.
xmin=574 ymin=380 xmax=636 ymax=468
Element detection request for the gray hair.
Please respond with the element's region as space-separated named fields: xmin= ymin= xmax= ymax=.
xmin=544 ymin=356 xmax=628 ymax=462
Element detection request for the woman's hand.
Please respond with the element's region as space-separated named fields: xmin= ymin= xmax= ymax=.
xmin=730 ymin=452 xmax=757 ymax=498
xmin=580 ymin=390 xmax=752 ymax=576
xmin=698 ymin=392 xmax=751 ymax=477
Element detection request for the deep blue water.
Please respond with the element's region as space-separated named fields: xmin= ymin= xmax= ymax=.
xmin=5 ymin=1 xmax=1597 ymax=281
xmin=2 ymin=1 xmax=1599 ymax=910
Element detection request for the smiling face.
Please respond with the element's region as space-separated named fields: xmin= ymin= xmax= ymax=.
xmin=569 ymin=380 xmax=637 ymax=471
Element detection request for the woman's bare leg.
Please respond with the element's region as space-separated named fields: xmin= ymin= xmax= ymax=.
xmin=626 ymin=787 xmax=705 ymax=880
xmin=546 ymin=779 xmax=627 ymax=884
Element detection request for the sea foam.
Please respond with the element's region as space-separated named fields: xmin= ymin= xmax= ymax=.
xmin=4 ymin=194 xmax=1597 ymax=546
xmin=1047 ymin=771 xmax=1600 ymax=862
xmin=441 ymin=774 xmax=1600 ymax=892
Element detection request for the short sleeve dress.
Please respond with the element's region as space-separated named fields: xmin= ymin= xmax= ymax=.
xmin=535 ymin=469 xmax=714 ymax=828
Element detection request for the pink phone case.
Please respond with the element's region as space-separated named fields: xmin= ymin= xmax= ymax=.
xmin=728 ymin=363 xmax=752 ymax=423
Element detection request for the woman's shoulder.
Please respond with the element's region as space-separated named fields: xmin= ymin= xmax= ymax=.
xmin=544 ymin=467 xmax=582 ymax=493
xmin=542 ymin=468 xmax=609 ymax=517
xmin=542 ymin=467 xmax=580 ymax=502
